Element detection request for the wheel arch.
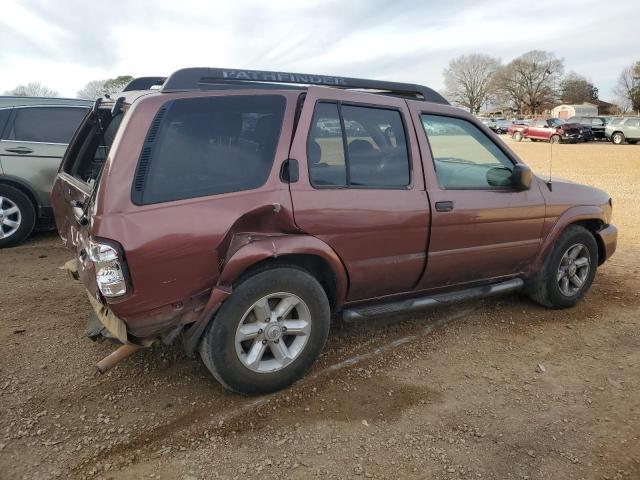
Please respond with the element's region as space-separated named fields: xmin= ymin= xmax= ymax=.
xmin=182 ymin=234 xmax=349 ymax=356
xmin=0 ymin=175 xmax=41 ymax=214
xmin=217 ymin=234 xmax=349 ymax=311
xmin=534 ymin=207 xmax=607 ymax=273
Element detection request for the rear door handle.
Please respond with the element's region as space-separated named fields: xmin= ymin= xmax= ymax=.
xmin=5 ymin=146 xmax=34 ymax=154
xmin=435 ymin=201 xmax=454 ymax=212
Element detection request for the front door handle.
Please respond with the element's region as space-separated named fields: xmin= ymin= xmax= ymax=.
xmin=435 ymin=200 xmax=454 ymax=212
xmin=5 ymin=146 xmax=34 ymax=154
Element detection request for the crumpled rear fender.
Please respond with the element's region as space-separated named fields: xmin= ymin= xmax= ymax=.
xmin=182 ymin=233 xmax=348 ymax=354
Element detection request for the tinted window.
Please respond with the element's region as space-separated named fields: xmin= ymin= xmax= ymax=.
xmin=342 ymin=105 xmax=410 ymax=187
xmin=610 ymin=118 xmax=624 ymax=126
xmin=421 ymin=115 xmax=514 ymax=189
xmin=137 ymin=95 xmax=285 ymax=204
xmin=307 ymin=103 xmax=410 ymax=188
xmin=307 ymin=103 xmax=347 ymax=186
xmin=0 ymin=108 xmax=11 ymax=137
xmin=6 ymin=107 xmax=87 ymax=143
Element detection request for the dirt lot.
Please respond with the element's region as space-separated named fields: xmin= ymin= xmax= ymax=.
xmin=1 ymin=140 xmax=639 ymax=480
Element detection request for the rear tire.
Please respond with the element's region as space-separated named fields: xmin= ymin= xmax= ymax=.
xmin=513 ymin=131 xmax=523 ymax=142
xmin=612 ymin=132 xmax=625 ymax=145
xmin=199 ymin=267 xmax=330 ymax=394
xmin=0 ymin=185 xmax=36 ymax=248
xmin=528 ymin=225 xmax=598 ymax=309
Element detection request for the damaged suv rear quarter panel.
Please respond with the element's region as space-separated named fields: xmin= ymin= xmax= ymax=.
xmin=92 ymin=90 xmax=305 ymax=331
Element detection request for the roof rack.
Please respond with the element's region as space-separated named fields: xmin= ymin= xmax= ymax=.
xmin=122 ymin=76 xmax=166 ymax=92
xmin=158 ymin=67 xmax=449 ymax=104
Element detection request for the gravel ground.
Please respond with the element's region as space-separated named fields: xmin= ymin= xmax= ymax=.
xmin=1 ymin=140 xmax=639 ymax=480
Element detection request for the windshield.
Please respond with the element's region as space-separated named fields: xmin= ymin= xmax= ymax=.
xmin=548 ymin=118 xmax=565 ymax=127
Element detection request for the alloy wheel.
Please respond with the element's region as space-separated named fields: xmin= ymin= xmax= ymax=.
xmin=235 ymin=293 xmax=312 ymax=373
xmin=556 ymin=243 xmax=590 ymax=296
xmin=0 ymin=196 xmax=22 ymax=240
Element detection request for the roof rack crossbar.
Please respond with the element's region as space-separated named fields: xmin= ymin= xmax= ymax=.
xmin=123 ymin=76 xmax=166 ymax=92
xmin=159 ymin=68 xmax=449 ymax=104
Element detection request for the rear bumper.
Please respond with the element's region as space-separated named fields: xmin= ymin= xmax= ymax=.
xmin=596 ymin=224 xmax=617 ymax=264
xmin=64 ymin=259 xmax=129 ymax=344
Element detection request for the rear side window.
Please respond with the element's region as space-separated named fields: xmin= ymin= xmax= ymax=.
xmin=421 ymin=114 xmax=514 ymax=190
xmin=307 ymin=102 xmax=410 ymax=188
xmin=626 ymin=118 xmax=640 ymax=127
xmin=134 ymin=95 xmax=286 ymax=205
xmin=0 ymin=108 xmax=11 ymax=137
xmin=5 ymin=106 xmax=87 ymax=144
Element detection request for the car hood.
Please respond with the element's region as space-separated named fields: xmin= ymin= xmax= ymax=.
xmin=537 ymin=175 xmax=611 ymax=220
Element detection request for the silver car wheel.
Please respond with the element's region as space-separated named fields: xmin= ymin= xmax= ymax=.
xmin=557 ymin=243 xmax=590 ymax=297
xmin=0 ymin=196 xmax=22 ymax=239
xmin=235 ymin=292 xmax=312 ymax=373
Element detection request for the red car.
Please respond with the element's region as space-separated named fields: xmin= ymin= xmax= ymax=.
xmin=508 ymin=118 xmax=583 ymax=143
xmin=51 ymin=68 xmax=617 ymax=394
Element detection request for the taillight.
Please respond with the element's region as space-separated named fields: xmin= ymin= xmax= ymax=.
xmin=87 ymin=239 xmax=127 ymax=297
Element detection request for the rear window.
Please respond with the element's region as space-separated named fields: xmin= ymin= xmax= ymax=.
xmin=133 ymin=95 xmax=286 ymax=205
xmin=5 ymin=106 xmax=87 ymax=144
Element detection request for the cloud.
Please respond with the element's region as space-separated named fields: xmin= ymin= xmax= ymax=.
xmin=0 ymin=0 xmax=638 ymax=100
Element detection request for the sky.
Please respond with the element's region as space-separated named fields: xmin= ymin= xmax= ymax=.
xmin=1 ymin=0 xmax=638 ymax=101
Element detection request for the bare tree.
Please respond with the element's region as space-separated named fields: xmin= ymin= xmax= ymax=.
xmin=494 ymin=50 xmax=564 ymax=115
xmin=560 ymin=72 xmax=598 ymax=104
xmin=613 ymin=62 xmax=640 ymax=114
xmin=443 ymin=54 xmax=501 ymax=114
xmin=77 ymin=75 xmax=134 ymax=100
xmin=4 ymin=82 xmax=59 ymax=97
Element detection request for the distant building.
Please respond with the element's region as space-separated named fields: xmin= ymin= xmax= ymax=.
xmin=593 ymin=99 xmax=618 ymax=115
xmin=552 ymin=103 xmax=598 ymax=119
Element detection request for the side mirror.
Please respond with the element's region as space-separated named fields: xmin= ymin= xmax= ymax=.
xmin=512 ymin=163 xmax=532 ymax=190
xmin=486 ymin=166 xmax=513 ymax=187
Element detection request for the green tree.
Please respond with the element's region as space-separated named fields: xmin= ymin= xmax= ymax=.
xmin=560 ymin=72 xmax=598 ymax=104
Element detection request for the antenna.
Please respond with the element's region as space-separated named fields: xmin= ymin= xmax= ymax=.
xmin=547 ymin=140 xmax=553 ymax=191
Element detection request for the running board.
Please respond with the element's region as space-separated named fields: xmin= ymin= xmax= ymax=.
xmin=342 ymin=278 xmax=524 ymax=322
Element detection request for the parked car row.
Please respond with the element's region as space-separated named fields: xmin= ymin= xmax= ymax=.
xmin=480 ymin=114 xmax=640 ymax=145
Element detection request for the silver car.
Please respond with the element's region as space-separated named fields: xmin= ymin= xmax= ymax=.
xmin=605 ymin=117 xmax=640 ymax=145
xmin=0 ymin=96 xmax=91 ymax=246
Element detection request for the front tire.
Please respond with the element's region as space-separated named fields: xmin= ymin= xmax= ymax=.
xmin=513 ymin=131 xmax=523 ymax=142
xmin=528 ymin=225 xmax=598 ymax=309
xmin=0 ymin=185 xmax=36 ymax=248
xmin=550 ymin=134 xmax=561 ymax=144
xmin=199 ymin=267 xmax=330 ymax=394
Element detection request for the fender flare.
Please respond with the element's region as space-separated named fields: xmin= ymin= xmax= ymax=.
xmin=532 ymin=205 xmax=606 ymax=271
xmin=182 ymin=234 xmax=349 ymax=354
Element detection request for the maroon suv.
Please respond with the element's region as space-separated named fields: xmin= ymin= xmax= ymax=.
xmin=51 ymin=68 xmax=617 ymax=394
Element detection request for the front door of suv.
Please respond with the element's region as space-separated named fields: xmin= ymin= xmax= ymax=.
xmin=289 ymin=88 xmax=430 ymax=301
xmin=527 ymin=119 xmax=552 ymax=141
xmin=408 ymin=104 xmax=546 ymax=289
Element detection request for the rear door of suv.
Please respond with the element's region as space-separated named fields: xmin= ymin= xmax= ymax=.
xmin=288 ymin=87 xmax=430 ymax=301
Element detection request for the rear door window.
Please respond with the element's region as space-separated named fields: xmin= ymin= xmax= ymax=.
xmin=307 ymin=102 xmax=410 ymax=188
xmin=5 ymin=106 xmax=87 ymax=144
xmin=134 ymin=95 xmax=286 ymax=204
xmin=421 ymin=114 xmax=514 ymax=189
